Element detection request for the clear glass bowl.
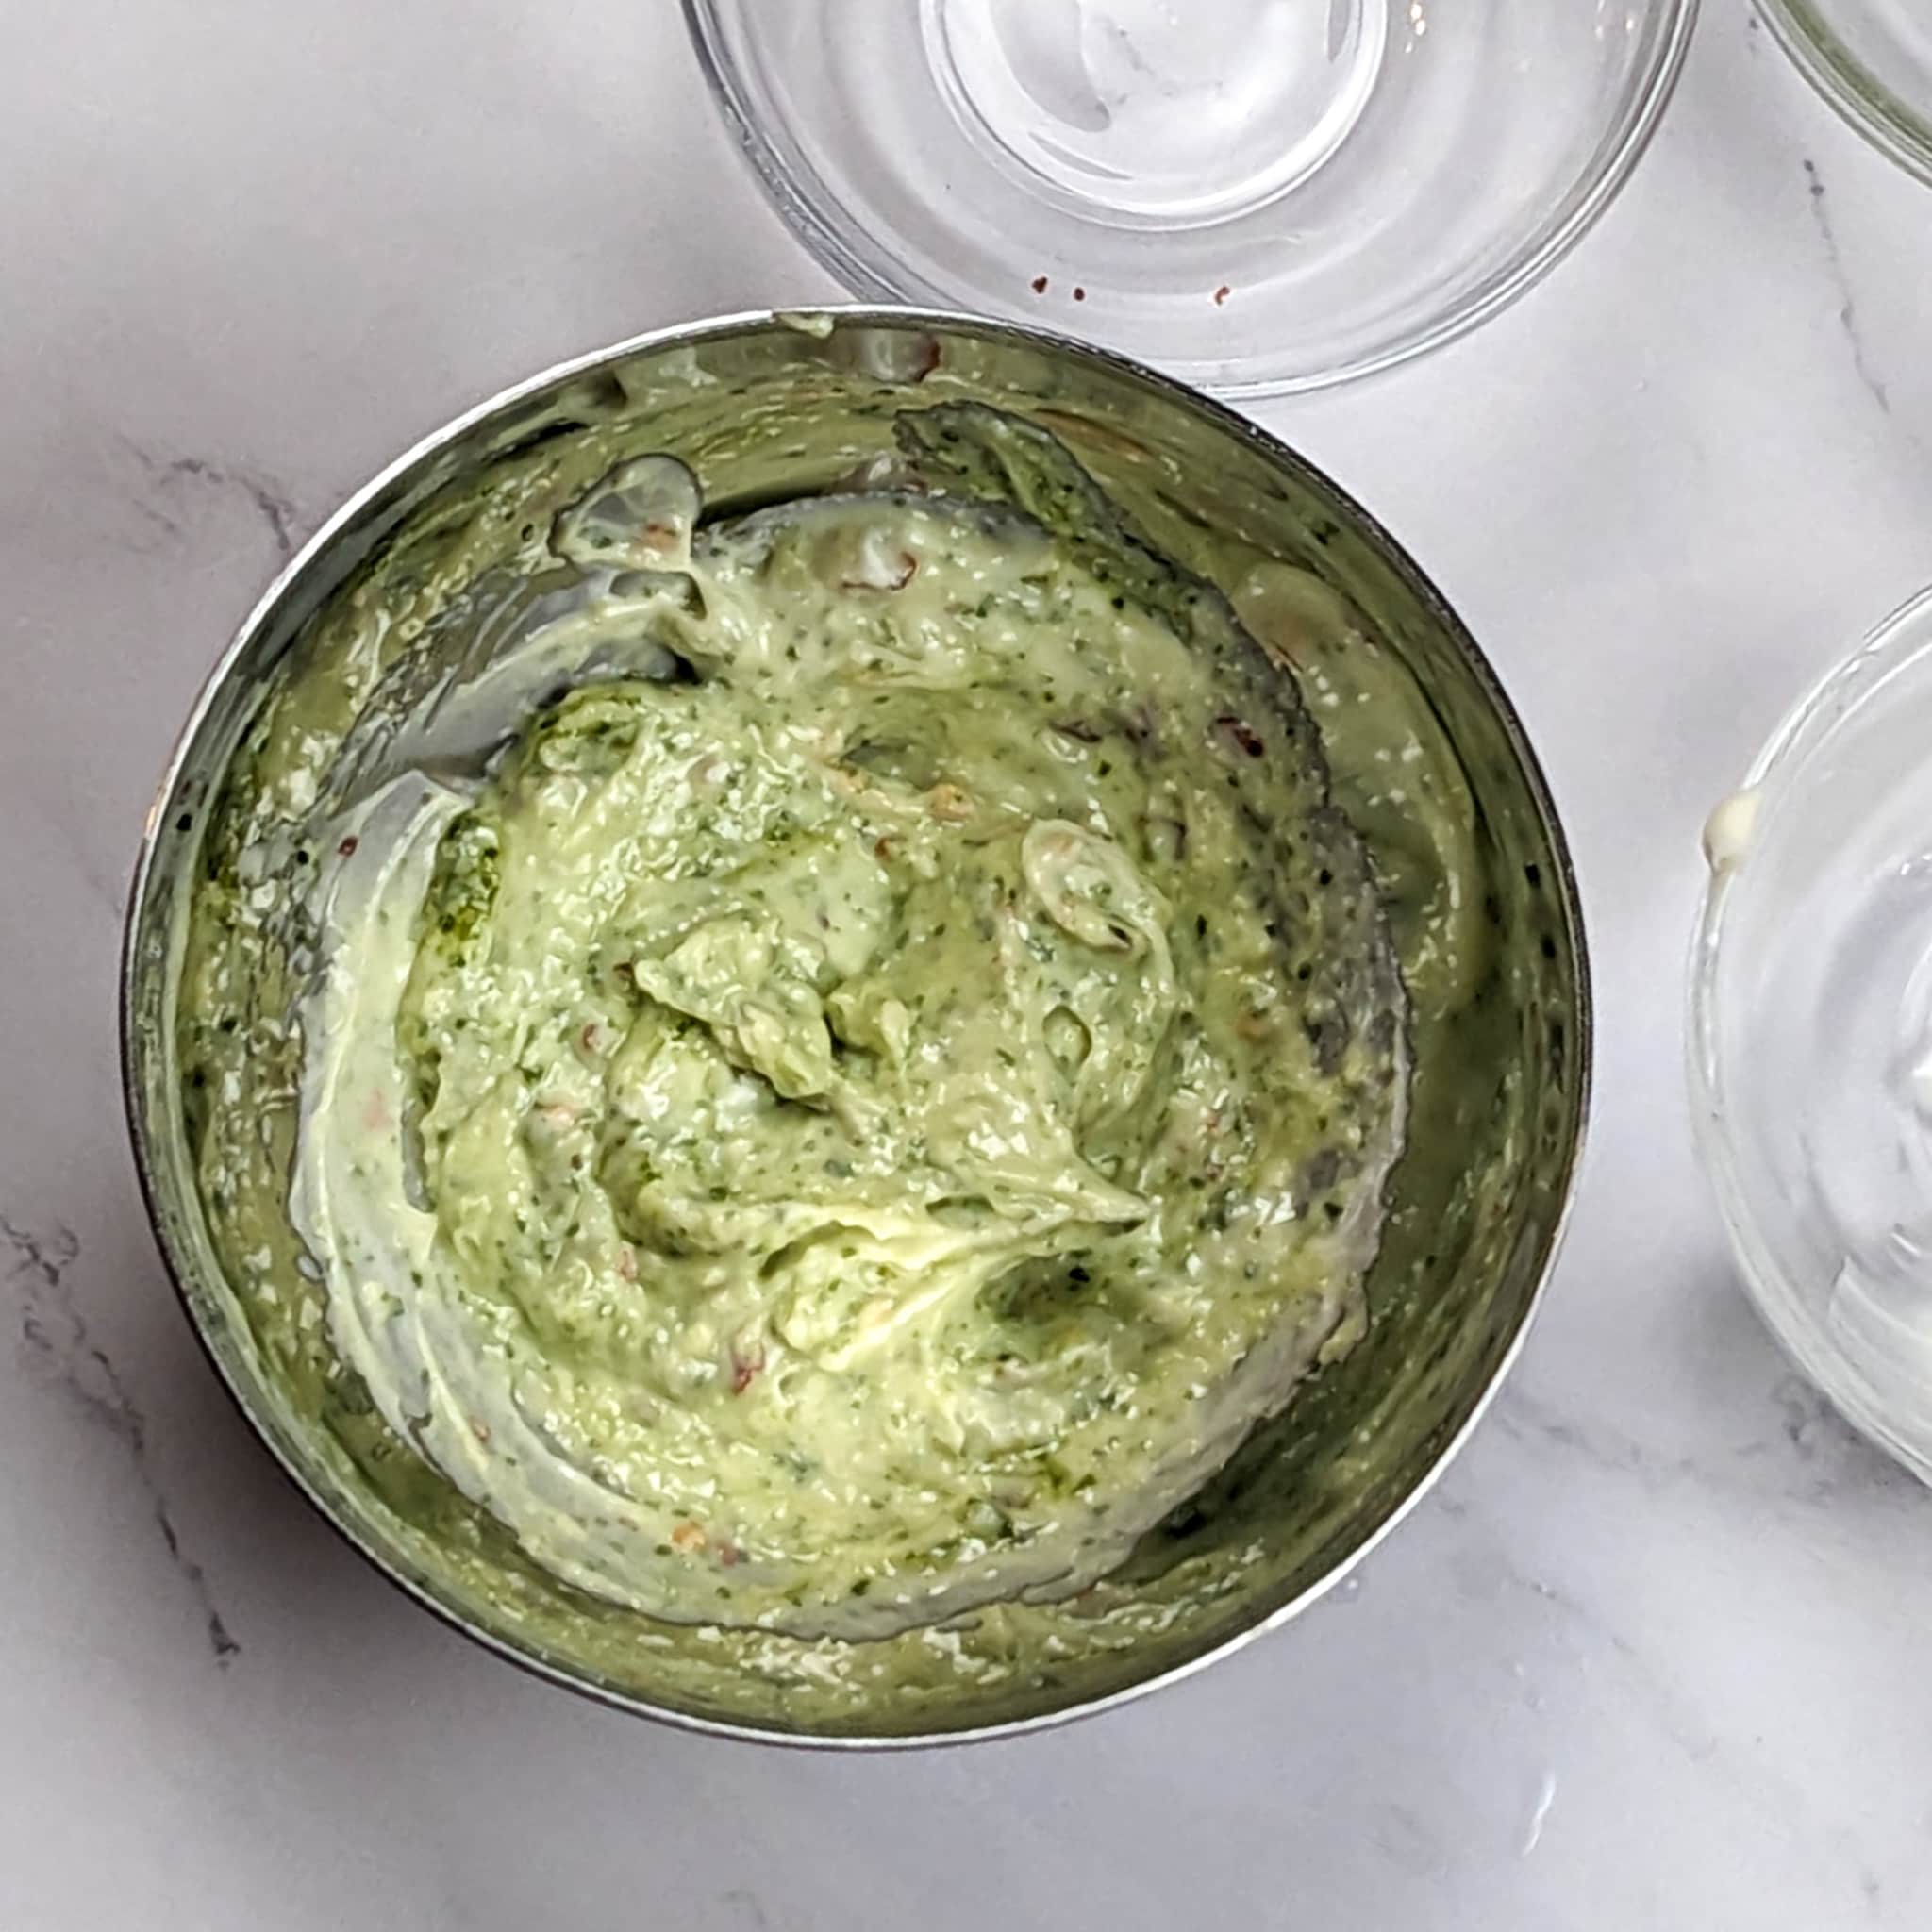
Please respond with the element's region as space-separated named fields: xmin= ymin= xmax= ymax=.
xmin=1758 ymin=1 xmax=1932 ymax=186
xmin=1690 ymin=587 xmax=1932 ymax=1485
xmin=684 ymin=0 xmax=1698 ymax=398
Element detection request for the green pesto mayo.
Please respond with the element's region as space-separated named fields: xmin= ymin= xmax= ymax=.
xmin=181 ymin=399 xmax=1506 ymax=1718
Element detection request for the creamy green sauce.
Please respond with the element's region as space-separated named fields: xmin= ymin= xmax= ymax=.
xmin=291 ymin=440 xmax=1406 ymax=1640
xmin=175 ymin=390 xmax=1538 ymax=1729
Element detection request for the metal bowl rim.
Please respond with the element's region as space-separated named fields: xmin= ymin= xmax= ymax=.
xmin=121 ymin=302 xmax=1594 ymax=1749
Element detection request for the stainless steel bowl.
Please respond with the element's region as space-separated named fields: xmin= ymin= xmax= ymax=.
xmin=123 ymin=309 xmax=1591 ymax=1746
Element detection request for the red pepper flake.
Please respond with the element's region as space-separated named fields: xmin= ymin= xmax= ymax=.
xmin=337 ymin=834 xmax=358 ymax=858
xmin=1030 ymin=275 xmax=1049 ymax=294
xmin=1214 ymin=714 xmax=1266 ymax=758
xmin=1073 ymin=286 xmax=1088 ymax=302
xmin=615 ymin=1243 xmax=638 ymax=1282
xmin=731 ymin=1343 xmax=766 ymax=1394
xmin=1213 ymin=284 xmax=1231 ymax=307
xmin=717 ymin=1540 xmax=741 ymax=1569
xmin=671 ymin=1521 xmax=707 ymax=1554
xmin=926 ymin=781 xmax=974 ymax=824
xmin=471 ymin=1418 xmax=491 ymax=1443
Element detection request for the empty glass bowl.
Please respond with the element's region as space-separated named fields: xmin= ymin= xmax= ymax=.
xmin=684 ymin=0 xmax=1698 ymax=397
xmin=1757 ymin=1 xmax=1932 ymax=186
xmin=1690 ymin=588 xmax=1932 ymax=1484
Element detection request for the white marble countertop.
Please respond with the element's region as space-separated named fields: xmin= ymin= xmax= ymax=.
xmin=5 ymin=3 xmax=1932 ymax=1925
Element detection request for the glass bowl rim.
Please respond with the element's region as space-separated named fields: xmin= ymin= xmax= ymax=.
xmin=1686 ymin=581 xmax=1932 ymax=1483
xmin=681 ymin=0 xmax=1702 ymax=399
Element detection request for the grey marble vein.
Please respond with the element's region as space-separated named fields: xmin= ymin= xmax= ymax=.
xmin=120 ymin=436 xmax=299 ymax=559
xmin=19 ymin=789 xmax=126 ymax=925
xmin=1495 ymin=1375 xmax=1921 ymax=1512
xmin=1802 ymin=158 xmax=1896 ymax=421
xmin=1447 ymin=1479 xmax=1885 ymax=1909
xmin=1371 ymin=1800 xmax=1448 ymax=1879
xmin=3 ymin=1214 xmax=240 ymax=1666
